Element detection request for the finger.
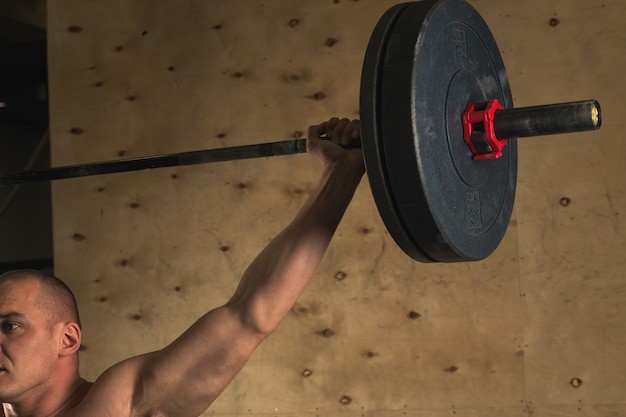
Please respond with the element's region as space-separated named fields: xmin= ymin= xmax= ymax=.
xmin=339 ymin=119 xmax=360 ymax=147
xmin=307 ymin=121 xmax=327 ymax=140
xmin=306 ymin=122 xmax=328 ymax=154
xmin=347 ymin=119 xmax=360 ymax=140
xmin=333 ymin=118 xmax=351 ymax=146
xmin=326 ymin=117 xmax=340 ymax=138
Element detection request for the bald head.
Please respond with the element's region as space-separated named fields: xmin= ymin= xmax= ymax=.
xmin=0 ymin=269 xmax=81 ymax=329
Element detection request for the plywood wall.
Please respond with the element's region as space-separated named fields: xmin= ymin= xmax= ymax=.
xmin=47 ymin=1 xmax=626 ymax=416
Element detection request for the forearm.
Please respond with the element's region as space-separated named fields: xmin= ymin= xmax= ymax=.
xmin=227 ymin=160 xmax=363 ymax=334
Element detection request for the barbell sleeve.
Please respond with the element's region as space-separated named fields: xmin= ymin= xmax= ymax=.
xmin=493 ymin=99 xmax=601 ymax=139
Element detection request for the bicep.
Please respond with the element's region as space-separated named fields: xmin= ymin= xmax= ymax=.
xmin=137 ymin=304 xmax=266 ymax=417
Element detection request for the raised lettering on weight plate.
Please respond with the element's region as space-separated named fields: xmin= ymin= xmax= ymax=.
xmin=466 ymin=191 xmax=481 ymax=229
xmin=452 ymin=27 xmax=468 ymax=66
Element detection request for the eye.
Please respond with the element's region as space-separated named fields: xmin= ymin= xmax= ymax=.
xmin=1 ymin=322 xmax=20 ymax=333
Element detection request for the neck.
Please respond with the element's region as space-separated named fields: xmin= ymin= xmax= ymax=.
xmin=2 ymin=376 xmax=90 ymax=417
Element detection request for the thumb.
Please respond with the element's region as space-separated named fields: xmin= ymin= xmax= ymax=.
xmin=306 ymin=122 xmax=328 ymax=154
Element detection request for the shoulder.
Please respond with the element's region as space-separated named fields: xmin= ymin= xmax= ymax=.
xmin=66 ymin=354 xmax=156 ymax=417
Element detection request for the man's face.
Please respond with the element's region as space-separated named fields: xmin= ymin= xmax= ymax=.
xmin=0 ymin=279 xmax=62 ymax=403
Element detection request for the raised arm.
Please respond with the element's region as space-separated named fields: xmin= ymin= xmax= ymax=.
xmin=228 ymin=117 xmax=364 ymax=330
xmin=99 ymin=118 xmax=365 ymax=417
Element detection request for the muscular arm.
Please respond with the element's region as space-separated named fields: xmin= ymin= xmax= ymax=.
xmin=120 ymin=119 xmax=364 ymax=417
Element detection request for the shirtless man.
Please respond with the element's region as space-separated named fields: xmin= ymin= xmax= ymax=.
xmin=0 ymin=117 xmax=364 ymax=417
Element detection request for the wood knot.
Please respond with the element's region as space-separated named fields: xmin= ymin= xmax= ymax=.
xmin=307 ymin=91 xmax=326 ymax=101
xmin=339 ymin=395 xmax=352 ymax=405
xmin=408 ymin=311 xmax=421 ymax=319
xmin=294 ymin=305 xmax=309 ymax=314
xmin=317 ymin=328 xmax=335 ymax=338
xmin=72 ymin=233 xmax=86 ymax=241
xmin=335 ymin=271 xmax=348 ymax=281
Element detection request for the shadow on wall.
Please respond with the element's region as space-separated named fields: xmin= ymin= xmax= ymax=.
xmin=0 ymin=13 xmax=53 ymax=274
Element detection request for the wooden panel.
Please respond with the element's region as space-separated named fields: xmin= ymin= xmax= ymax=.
xmin=484 ymin=0 xmax=626 ymax=409
xmin=46 ymin=1 xmax=625 ymax=417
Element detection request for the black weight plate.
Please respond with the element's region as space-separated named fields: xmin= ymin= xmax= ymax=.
xmin=360 ymin=2 xmax=435 ymax=263
xmin=360 ymin=0 xmax=517 ymax=262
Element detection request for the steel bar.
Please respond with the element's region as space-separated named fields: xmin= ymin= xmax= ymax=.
xmin=494 ymin=99 xmax=601 ymax=139
xmin=0 ymin=139 xmax=307 ymax=187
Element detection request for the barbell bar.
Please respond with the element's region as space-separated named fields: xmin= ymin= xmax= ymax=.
xmin=0 ymin=0 xmax=604 ymax=263
xmin=0 ymin=139 xmax=308 ymax=186
xmin=0 ymin=99 xmax=600 ymax=187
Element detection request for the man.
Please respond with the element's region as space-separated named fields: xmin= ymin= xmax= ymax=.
xmin=0 ymin=117 xmax=365 ymax=417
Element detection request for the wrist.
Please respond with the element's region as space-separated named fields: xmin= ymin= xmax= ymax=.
xmin=322 ymin=155 xmax=366 ymax=185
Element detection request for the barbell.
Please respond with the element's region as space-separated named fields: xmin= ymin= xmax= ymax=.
xmin=0 ymin=0 xmax=601 ymax=263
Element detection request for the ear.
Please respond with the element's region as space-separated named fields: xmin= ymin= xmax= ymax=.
xmin=58 ymin=322 xmax=82 ymax=357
